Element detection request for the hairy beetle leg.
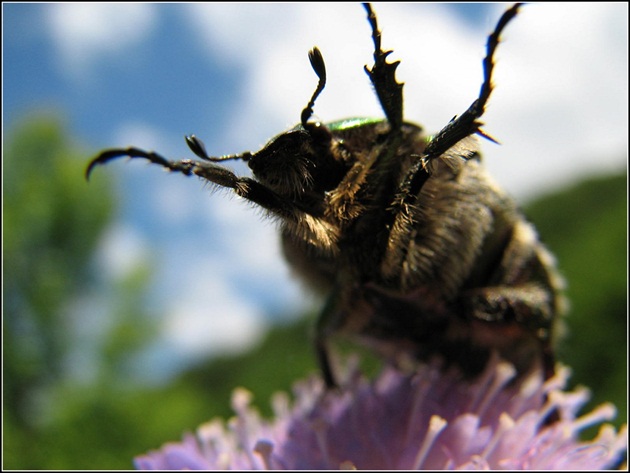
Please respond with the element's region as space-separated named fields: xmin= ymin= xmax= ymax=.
xmin=423 ymin=3 xmax=522 ymax=163
xmin=85 ymin=147 xmax=185 ymax=181
xmin=86 ymin=146 xmax=342 ymax=249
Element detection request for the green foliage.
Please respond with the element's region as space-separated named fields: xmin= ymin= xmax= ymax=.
xmin=524 ymin=171 xmax=628 ymax=432
xmin=3 ymin=114 xmax=156 ymax=469
xmin=174 ymin=317 xmax=320 ymax=419
xmin=4 ymin=114 xmax=112 ymax=426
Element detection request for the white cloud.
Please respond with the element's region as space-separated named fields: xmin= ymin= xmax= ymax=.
xmin=161 ymin=272 xmax=267 ymax=359
xmin=96 ymin=222 xmax=148 ymax=280
xmin=46 ymin=3 xmax=157 ymax=80
xmin=113 ymin=121 xmax=166 ymax=149
xmin=482 ymin=3 xmax=628 ymax=198
xmin=111 ymin=120 xmax=208 ymax=227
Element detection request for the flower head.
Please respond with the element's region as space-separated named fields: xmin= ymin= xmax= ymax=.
xmin=135 ymin=356 xmax=627 ymax=470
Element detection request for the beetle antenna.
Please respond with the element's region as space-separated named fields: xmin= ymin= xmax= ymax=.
xmin=185 ymin=134 xmax=252 ymax=162
xmin=301 ymin=47 xmax=327 ymax=127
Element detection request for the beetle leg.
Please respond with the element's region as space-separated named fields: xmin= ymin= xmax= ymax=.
xmin=87 ymin=146 xmax=297 ymax=211
xmin=379 ymin=4 xmax=522 ymax=266
xmin=314 ymin=287 xmax=352 ymax=389
xmin=393 ymin=3 xmax=522 ymax=206
xmin=87 ymin=147 xmax=340 ymax=249
xmin=363 ymin=3 xmax=404 ymax=131
xmin=460 ymin=218 xmax=562 ymax=379
xmin=423 ymin=3 xmax=522 ymax=163
xmin=461 ymin=284 xmax=556 ymax=378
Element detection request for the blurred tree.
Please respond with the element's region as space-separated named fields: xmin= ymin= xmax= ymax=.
xmin=3 ymin=114 xmax=158 ymax=469
xmin=4 ymin=114 xmax=112 ymax=426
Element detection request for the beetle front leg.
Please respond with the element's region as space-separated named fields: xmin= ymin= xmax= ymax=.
xmin=363 ymin=3 xmax=404 ymax=131
xmin=190 ymin=162 xmax=342 ymax=251
xmin=187 ymin=161 xmax=298 ymax=218
xmin=85 ymin=147 xmax=198 ymax=180
xmin=87 ymin=146 xmax=323 ymax=228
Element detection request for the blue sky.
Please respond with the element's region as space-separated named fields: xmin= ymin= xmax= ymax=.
xmin=4 ymin=3 xmax=628 ymax=382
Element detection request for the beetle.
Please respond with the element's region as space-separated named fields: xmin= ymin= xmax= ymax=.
xmin=87 ymin=3 xmax=565 ymax=387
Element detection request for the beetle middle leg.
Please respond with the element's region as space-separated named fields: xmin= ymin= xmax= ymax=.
xmin=386 ymin=3 xmax=523 ymax=226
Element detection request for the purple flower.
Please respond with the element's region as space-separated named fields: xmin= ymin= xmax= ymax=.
xmin=135 ymin=356 xmax=627 ymax=470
